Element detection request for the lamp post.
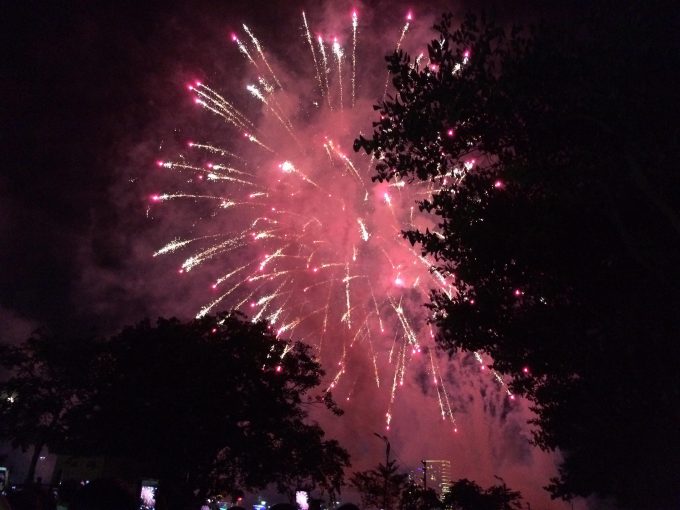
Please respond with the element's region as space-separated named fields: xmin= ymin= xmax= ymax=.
xmin=373 ymin=433 xmax=390 ymax=510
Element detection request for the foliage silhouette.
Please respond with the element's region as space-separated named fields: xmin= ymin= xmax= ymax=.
xmin=0 ymin=332 xmax=101 ymax=483
xmin=1 ymin=312 xmax=350 ymax=508
xmin=442 ymin=478 xmax=522 ymax=510
xmin=351 ymin=458 xmax=407 ymax=510
xmin=356 ymin=6 xmax=680 ymax=509
xmin=399 ymin=482 xmax=442 ymax=510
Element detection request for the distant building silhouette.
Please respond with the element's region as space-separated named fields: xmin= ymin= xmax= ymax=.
xmin=421 ymin=460 xmax=451 ymax=497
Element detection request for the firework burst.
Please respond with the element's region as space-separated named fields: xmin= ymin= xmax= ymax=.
xmin=152 ymin=10 xmax=512 ymax=432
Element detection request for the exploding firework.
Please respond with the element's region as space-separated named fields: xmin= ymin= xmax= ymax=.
xmin=152 ymin=10 xmax=511 ymax=431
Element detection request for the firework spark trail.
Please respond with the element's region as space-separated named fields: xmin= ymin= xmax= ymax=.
xmin=332 ymin=38 xmax=344 ymax=110
xmin=357 ymin=218 xmax=370 ymax=241
xmin=194 ymin=83 xmax=254 ymax=129
xmin=411 ymin=248 xmax=454 ymax=299
xmin=151 ymin=193 xmax=233 ymax=205
xmin=342 ymin=262 xmax=352 ymax=329
xmin=154 ymin=238 xmax=198 ymax=257
xmin=327 ymin=337 xmax=348 ymax=392
xmin=391 ymin=297 xmax=418 ymax=346
xmin=386 ymin=338 xmax=410 ymax=429
xmin=398 ymin=337 xmax=408 ymax=386
xmin=325 ymin=139 xmax=364 ymax=184
xmin=251 ymin=278 xmax=290 ymax=322
xmin=429 ymin=349 xmax=446 ymax=419
xmin=345 ymin=378 xmax=358 ymax=401
xmin=303 ymin=11 xmax=324 ymax=97
xmin=318 ymin=277 xmax=333 ymax=356
xmin=204 ymin=173 xmax=254 ymax=185
xmin=233 ymin=35 xmax=263 ymax=75
xmin=178 ymin=235 xmax=248 ymax=273
xmin=213 ymin=263 xmax=252 ymax=288
xmin=277 ymin=161 xmax=323 ymax=190
xmin=351 ymin=10 xmax=358 ymax=107
xmin=242 ymin=24 xmax=283 ymax=89
xmin=317 ymin=36 xmax=332 ymax=109
xmin=472 ymin=351 xmax=513 ymax=398
xmin=386 ymin=341 xmax=403 ymax=430
xmin=383 ymin=12 xmax=412 ymax=98
xmin=243 ymin=132 xmax=274 ymax=152
xmin=388 ymin=332 xmax=399 ymax=363
xmin=365 ymin=324 xmax=381 ymax=388
xmin=158 ymin=161 xmax=254 ymax=182
xmin=153 ymin=11 xmax=514 ymax=433
xmin=154 ymin=234 xmax=225 ymax=257
xmin=368 ymin=283 xmax=385 ymax=333
xmin=441 ymin=377 xmax=458 ymax=428
xmin=198 ymin=279 xmax=248 ymax=318
xmin=349 ymin=317 xmax=369 ymax=349
xmin=188 ymin=142 xmax=244 ymax=161
xmin=193 ymin=95 xmax=250 ymax=132
xmin=397 ymin=13 xmax=412 ymax=53
xmin=257 ymin=77 xmax=297 ymax=134
xmin=208 ymin=164 xmax=253 ymax=177
xmin=428 ymin=345 xmax=457 ymax=428
xmin=246 ymin=84 xmax=300 ymax=144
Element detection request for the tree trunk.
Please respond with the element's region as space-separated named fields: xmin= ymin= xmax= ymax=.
xmin=25 ymin=441 xmax=45 ymax=485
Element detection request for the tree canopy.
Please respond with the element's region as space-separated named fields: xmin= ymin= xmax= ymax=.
xmin=0 ymin=332 xmax=100 ymax=483
xmin=351 ymin=458 xmax=408 ymax=510
xmin=351 ymin=450 xmax=522 ymax=510
xmin=1 ymin=313 xmax=350 ymax=506
xmin=356 ymin=6 xmax=680 ymax=509
xmin=442 ymin=478 xmax=522 ymax=510
xmin=399 ymin=482 xmax=441 ymax=510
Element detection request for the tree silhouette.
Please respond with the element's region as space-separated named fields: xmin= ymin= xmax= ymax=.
xmin=442 ymin=478 xmax=522 ymax=510
xmin=1 ymin=312 xmax=350 ymax=507
xmin=351 ymin=441 xmax=407 ymax=510
xmin=399 ymin=481 xmax=441 ymax=510
xmin=0 ymin=332 xmax=101 ymax=483
xmin=356 ymin=6 xmax=680 ymax=509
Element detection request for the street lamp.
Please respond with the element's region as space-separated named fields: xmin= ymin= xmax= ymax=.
xmin=373 ymin=433 xmax=391 ymax=510
xmin=373 ymin=432 xmax=390 ymax=466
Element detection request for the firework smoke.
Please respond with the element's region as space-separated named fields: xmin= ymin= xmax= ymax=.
xmin=153 ymin=9 xmax=478 ymax=432
xmin=145 ymin=8 xmax=571 ymax=508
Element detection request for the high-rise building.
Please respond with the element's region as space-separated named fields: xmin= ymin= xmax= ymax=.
xmin=421 ymin=459 xmax=451 ymax=497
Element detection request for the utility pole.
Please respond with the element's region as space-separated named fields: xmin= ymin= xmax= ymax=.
xmin=421 ymin=460 xmax=427 ymax=491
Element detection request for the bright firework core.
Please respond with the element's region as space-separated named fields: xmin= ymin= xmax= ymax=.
xmin=153 ymin=10 xmax=512 ymax=432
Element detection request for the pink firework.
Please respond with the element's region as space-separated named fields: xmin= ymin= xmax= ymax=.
xmin=152 ymin=11 xmax=511 ymax=430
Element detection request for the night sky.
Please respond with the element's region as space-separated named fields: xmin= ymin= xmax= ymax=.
xmin=2 ymin=2 xmax=604 ymax=508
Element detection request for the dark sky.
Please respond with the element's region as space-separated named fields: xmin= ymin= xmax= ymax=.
xmin=3 ymin=1 xmax=159 ymax=331
xmin=2 ymin=0 xmax=255 ymax=333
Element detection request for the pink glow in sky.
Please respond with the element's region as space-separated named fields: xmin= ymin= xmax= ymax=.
xmin=87 ymin=5 xmax=584 ymax=509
